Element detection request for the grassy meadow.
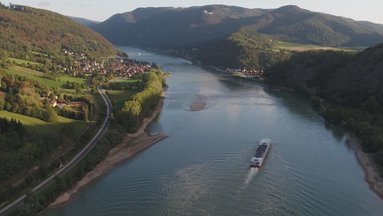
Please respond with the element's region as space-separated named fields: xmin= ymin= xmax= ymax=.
xmin=8 ymin=57 xmax=43 ymax=66
xmin=3 ymin=65 xmax=86 ymax=89
xmin=277 ymin=41 xmax=360 ymax=52
xmin=107 ymin=90 xmax=137 ymax=113
xmin=0 ymin=110 xmax=88 ymax=135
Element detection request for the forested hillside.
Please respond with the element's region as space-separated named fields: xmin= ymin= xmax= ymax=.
xmin=93 ymin=5 xmax=383 ymax=49
xmin=194 ymin=28 xmax=291 ymax=69
xmin=0 ymin=3 xmax=115 ymax=60
xmin=91 ymin=4 xmax=383 ymax=70
xmin=93 ymin=5 xmax=267 ymax=48
xmin=0 ymin=3 xmax=117 ymax=207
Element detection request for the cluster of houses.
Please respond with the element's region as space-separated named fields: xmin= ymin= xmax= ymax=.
xmin=61 ymin=49 xmax=152 ymax=79
xmin=229 ymin=68 xmax=264 ymax=80
xmin=105 ymin=59 xmax=152 ymax=78
xmin=41 ymin=94 xmax=84 ymax=109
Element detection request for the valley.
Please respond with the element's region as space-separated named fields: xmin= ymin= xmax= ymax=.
xmin=1 ymin=2 xmax=383 ymax=216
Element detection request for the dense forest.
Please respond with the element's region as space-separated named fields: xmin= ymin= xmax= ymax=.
xmin=194 ymin=28 xmax=291 ymax=69
xmin=0 ymin=117 xmax=65 ymax=182
xmin=265 ymin=44 xmax=383 ymax=172
xmin=0 ymin=3 xmax=115 ymax=60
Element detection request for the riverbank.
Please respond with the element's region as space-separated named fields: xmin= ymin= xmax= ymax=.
xmin=347 ymin=134 xmax=383 ymax=199
xmin=48 ymin=99 xmax=167 ymax=209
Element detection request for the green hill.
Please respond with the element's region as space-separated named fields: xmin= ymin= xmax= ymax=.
xmin=252 ymin=5 xmax=383 ymax=47
xmin=265 ymin=44 xmax=383 ymax=105
xmin=194 ymin=28 xmax=291 ymax=69
xmin=93 ymin=5 xmax=383 ymax=48
xmin=0 ymin=4 xmax=116 ymax=59
xmin=93 ymin=5 xmax=268 ymax=48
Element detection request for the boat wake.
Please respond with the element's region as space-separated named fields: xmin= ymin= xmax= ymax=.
xmin=243 ymin=167 xmax=259 ymax=188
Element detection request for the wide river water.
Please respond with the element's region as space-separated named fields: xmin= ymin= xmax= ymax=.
xmin=44 ymin=47 xmax=383 ymax=216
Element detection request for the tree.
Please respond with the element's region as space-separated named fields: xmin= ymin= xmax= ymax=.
xmin=362 ymin=96 xmax=381 ymax=112
xmin=82 ymin=104 xmax=89 ymax=121
xmin=43 ymin=107 xmax=58 ymax=122
xmin=0 ymin=93 xmax=4 ymax=110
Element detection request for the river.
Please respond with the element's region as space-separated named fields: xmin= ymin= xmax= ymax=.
xmin=43 ymin=47 xmax=383 ymax=216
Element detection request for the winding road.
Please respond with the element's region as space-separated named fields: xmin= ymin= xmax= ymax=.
xmin=0 ymin=87 xmax=112 ymax=216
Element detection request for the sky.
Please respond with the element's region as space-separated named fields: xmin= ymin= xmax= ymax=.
xmin=4 ymin=0 xmax=383 ymax=24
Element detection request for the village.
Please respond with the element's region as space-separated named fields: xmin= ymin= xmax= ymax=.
xmin=229 ymin=68 xmax=264 ymax=80
xmin=42 ymin=49 xmax=153 ymax=112
xmin=61 ymin=49 xmax=153 ymax=78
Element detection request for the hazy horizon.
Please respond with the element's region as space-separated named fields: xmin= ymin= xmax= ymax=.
xmin=3 ymin=0 xmax=383 ymax=24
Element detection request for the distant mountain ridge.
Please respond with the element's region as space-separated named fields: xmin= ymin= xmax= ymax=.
xmin=93 ymin=5 xmax=269 ymax=48
xmin=69 ymin=16 xmax=100 ymax=28
xmin=93 ymin=5 xmax=383 ymax=48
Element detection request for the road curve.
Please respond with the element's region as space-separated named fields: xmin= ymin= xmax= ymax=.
xmin=0 ymin=87 xmax=112 ymax=216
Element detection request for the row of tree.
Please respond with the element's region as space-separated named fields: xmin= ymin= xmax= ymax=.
xmin=116 ymin=71 xmax=164 ymax=132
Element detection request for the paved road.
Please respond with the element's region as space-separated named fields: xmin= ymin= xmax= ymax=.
xmin=0 ymin=88 xmax=112 ymax=216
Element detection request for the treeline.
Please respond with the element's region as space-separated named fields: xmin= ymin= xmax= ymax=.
xmin=105 ymin=80 xmax=142 ymax=91
xmin=315 ymin=99 xmax=383 ymax=169
xmin=116 ymin=71 xmax=164 ymax=132
xmin=59 ymin=104 xmax=90 ymax=121
xmin=265 ymin=44 xmax=383 ymax=173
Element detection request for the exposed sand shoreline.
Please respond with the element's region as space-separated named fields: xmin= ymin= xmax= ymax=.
xmin=48 ymin=99 xmax=166 ymax=209
xmin=346 ymin=134 xmax=383 ymax=199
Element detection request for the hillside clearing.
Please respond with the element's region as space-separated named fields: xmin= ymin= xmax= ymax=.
xmin=0 ymin=110 xmax=88 ymax=135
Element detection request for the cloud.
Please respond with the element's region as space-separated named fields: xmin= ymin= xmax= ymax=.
xmin=37 ymin=1 xmax=50 ymax=7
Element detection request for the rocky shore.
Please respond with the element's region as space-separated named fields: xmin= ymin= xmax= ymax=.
xmin=347 ymin=134 xmax=383 ymax=199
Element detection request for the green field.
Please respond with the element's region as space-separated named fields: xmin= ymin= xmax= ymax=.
xmin=0 ymin=110 xmax=88 ymax=135
xmin=107 ymin=90 xmax=137 ymax=112
xmin=4 ymin=66 xmax=86 ymax=88
xmin=277 ymin=41 xmax=359 ymax=52
xmin=8 ymin=57 xmax=42 ymax=66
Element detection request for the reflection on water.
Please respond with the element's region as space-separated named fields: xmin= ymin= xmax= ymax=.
xmin=43 ymin=47 xmax=383 ymax=216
